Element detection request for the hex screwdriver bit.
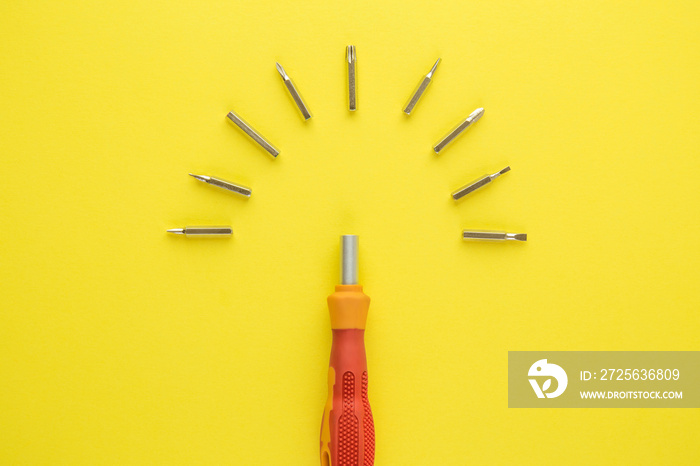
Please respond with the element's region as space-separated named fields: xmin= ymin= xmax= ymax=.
xmin=452 ymin=167 xmax=510 ymax=201
xmin=189 ymin=173 xmax=251 ymax=198
xmin=462 ymin=230 xmax=527 ymax=242
xmin=226 ymin=110 xmax=280 ymax=158
xmin=276 ymin=62 xmax=312 ymax=120
xmin=433 ymin=108 xmax=484 ymax=154
xmin=403 ymin=58 xmax=440 ymax=115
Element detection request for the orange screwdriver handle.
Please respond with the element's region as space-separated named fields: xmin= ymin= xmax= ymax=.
xmin=320 ymin=285 xmax=374 ymax=466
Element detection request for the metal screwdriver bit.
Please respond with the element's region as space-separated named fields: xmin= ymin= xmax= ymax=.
xmin=276 ymin=62 xmax=312 ymax=120
xmin=433 ymin=107 xmax=485 ymax=154
xmin=462 ymin=230 xmax=527 ymax=242
xmin=403 ymin=58 xmax=440 ymax=115
xmin=189 ymin=173 xmax=251 ymax=198
xmin=226 ymin=110 xmax=280 ymax=158
xmin=347 ymin=45 xmax=357 ymax=111
xmin=167 ymin=226 xmax=233 ymax=237
xmin=452 ymin=166 xmax=510 ymax=201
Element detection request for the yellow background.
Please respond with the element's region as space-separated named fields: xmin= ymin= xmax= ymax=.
xmin=1 ymin=1 xmax=699 ymax=464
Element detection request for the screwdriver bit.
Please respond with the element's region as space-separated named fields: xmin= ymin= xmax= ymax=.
xmin=276 ymin=62 xmax=312 ymax=120
xmin=226 ymin=110 xmax=280 ymax=158
xmin=462 ymin=230 xmax=527 ymax=242
xmin=167 ymin=226 xmax=233 ymax=237
xmin=433 ymin=107 xmax=484 ymax=154
xmin=347 ymin=45 xmax=357 ymax=111
xmin=189 ymin=173 xmax=251 ymax=198
xmin=452 ymin=166 xmax=510 ymax=201
xmin=403 ymin=58 xmax=440 ymax=115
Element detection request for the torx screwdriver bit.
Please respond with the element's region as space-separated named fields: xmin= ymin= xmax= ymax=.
xmin=452 ymin=166 xmax=510 ymax=201
xmin=433 ymin=107 xmax=485 ymax=154
xmin=403 ymin=58 xmax=440 ymax=115
xmin=462 ymin=230 xmax=527 ymax=242
xmin=167 ymin=226 xmax=233 ymax=237
xmin=226 ymin=110 xmax=280 ymax=158
xmin=276 ymin=62 xmax=312 ymax=120
xmin=347 ymin=45 xmax=357 ymax=111
xmin=189 ymin=173 xmax=251 ymax=198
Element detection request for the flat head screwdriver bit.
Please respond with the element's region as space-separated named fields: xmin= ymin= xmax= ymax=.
xmin=226 ymin=110 xmax=280 ymax=158
xmin=347 ymin=45 xmax=357 ymax=111
xmin=433 ymin=107 xmax=484 ymax=154
xmin=452 ymin=166 xmax=510 ymax=201
xmin=462 ymin=230 xmax=527 ymax=242
xmin=189 ymin=173 xmax=251 ymax=198
xmin=403 ymin=58 xmax=440 ymax=115
xmin=167 ymin=226 xmax=233 ymax=237
xmin=276 ymin=62 xmax=312 ymax=120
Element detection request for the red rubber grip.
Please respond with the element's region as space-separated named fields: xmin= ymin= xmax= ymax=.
xmin=322 ymin=329 xmax=374 ymax=466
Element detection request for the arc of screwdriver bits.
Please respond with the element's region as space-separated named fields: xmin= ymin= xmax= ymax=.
xmin=452 ymin=166 xmax=510 ymax=201
xmin=433 ymin=107 xmax=484 ymax=154
xmin=226 ymin=110 xmax=280 ymax=158
xmin=276 ymin=62 xmax=312 ymax=120
xmin=462 ymin=230 xmax=527 ymax=242
xmin=347 ymin=45 xmax=357 ymax=111
xmin=403 ymin=58 xmax=440 ymax=115
xmin=189 ymin=174 xmax=251 ymax=198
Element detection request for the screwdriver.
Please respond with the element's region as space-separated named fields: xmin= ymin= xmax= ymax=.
xmin=320 ymin=235 xmax=374 ymax=466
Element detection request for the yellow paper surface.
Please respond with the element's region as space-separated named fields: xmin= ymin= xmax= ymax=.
xmin=1 ymin=1 xmax=699 ymax=464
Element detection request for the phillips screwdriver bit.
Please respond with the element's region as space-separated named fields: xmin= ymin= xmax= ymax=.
xmin=276 ymin=62 xmax=312 ymax=120
xmin=462 ymin=230 xmax=527 ymax=242
xmin=403 ymin=58 xmax=440 ymax=115
xmin=433 ymin=107 xmax=484 ymax=154
xmin=347 ymin=45 xmax=357 ymax=111
xmin=167 ymin=226 xmax=233 ymax=237
xmin=452 ymin=166 xmax=510 ymax=201
xmin=189 ymin=173 xmax=251 ymax=198
xmin=226 ymin=110 xmax=280 ymax=158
